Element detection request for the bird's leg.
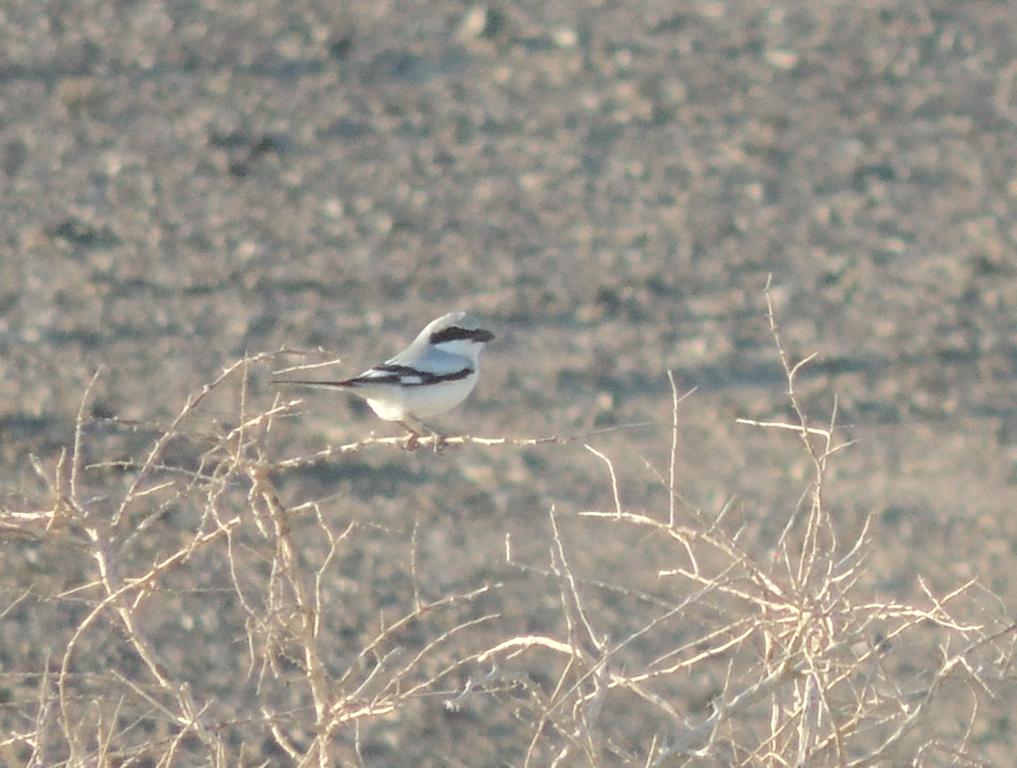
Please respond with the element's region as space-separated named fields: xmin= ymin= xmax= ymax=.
xmin=419 ymin=420 xmax=448 ymax=453
xmin=396 ymin=421 xmax=423 ymax=451
xmin=431 ymin=431 xmax=447 ymax=453
xmin=400 ymin=415 xmax=446 ymax=452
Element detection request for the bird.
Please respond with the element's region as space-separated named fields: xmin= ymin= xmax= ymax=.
xmin=273 ymin=312 xmax=495 ymax=449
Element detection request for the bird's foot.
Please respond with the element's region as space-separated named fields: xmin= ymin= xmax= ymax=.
xmin=402 ymin=433 xmax=421 ymax=451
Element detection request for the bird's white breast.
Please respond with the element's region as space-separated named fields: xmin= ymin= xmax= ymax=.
xmin=365 ymin=373 xmax=478 ymax=420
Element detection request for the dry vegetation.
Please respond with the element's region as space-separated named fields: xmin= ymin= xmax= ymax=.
xmin=2 ymin=2 xmax=1016 ymax=765
xmin=2 ymin=292 xmax=1013 ymax=767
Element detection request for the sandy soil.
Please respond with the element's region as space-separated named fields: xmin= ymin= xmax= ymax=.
xmin=1 ymin=1 xmax=1015 ymax=763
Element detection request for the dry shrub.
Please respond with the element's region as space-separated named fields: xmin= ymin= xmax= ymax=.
xmin=1 ymin=291 xmax=1013 ymax=766
xmin=477 ymin=287 xmax=1017 ymax=766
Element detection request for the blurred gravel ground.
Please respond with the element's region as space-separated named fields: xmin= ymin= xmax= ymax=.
xmin=1 ymin=0 xmax=1016 ymax=762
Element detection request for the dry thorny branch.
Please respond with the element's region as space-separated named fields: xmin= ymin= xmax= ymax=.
xmin=0 ymin=352 xmax=505 ymax=766
xmin=1 ymin=291 xmax=1014 ymax=766
xmin=451 ymin=282 xmax=1014 ymax=766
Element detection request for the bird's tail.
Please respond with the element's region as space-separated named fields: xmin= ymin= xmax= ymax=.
xmin=271 ymin=378 xmax=358 ymax=389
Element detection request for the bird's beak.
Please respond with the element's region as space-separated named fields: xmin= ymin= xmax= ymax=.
xmin=474 ymin=329 xmax=495 ymax=343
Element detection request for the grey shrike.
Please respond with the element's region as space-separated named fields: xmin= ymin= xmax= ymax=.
xmin=273 ymin=312 xmax=494 ymax=448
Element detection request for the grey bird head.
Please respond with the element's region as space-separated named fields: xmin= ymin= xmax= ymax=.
xmin=406 ymin=312 xmax=495 ymax=363
xmin=423 ymin=312 xmax=494 ymax=343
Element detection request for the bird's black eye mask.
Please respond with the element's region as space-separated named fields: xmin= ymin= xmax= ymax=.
xmin=429 ymin=326 xmax=495 ymax=345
